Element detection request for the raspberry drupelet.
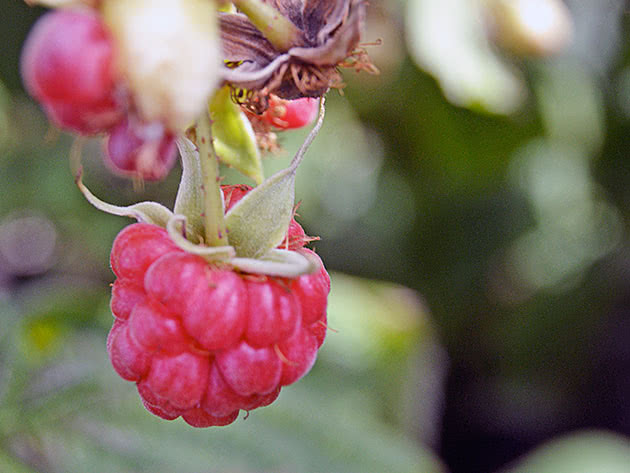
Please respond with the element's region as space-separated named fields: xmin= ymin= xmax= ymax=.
xmin=107 ymin=186 xmax=330 ymax=427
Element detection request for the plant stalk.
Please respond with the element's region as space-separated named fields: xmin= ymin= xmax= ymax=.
xmin=196 ymin=111 xmax=229 ymax=247
xmin=232 ymin=0 xmax=302 ymax=52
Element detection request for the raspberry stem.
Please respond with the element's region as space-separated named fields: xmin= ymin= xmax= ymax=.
xmin=196 ymin=111 xmax=229 ymax=247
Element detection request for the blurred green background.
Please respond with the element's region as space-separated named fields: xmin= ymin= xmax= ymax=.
xmin=2 ymin=0 xmax=630 ymax=472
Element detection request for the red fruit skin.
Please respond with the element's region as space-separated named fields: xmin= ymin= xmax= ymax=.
xmin=141 ymin=399 xmax=180 ymax=421
xmin=277 ymin=323 xmax=319 ymax=386
xmin=261 ymin=97 xmax=319 ymax=130
xmin=110 ymin=223 xmax=181 ymax=283
xmin=107 ymin=320 xmax=151 ymax=382
xmin=202 ymin=363 xmax=250 ymax=417
xmin=110 ymin=279 xmax=144 ymax=321
xmin=291 ymin=250 xmax=330 ymax=325
xmin=181 ymin=408 xmax=239 ymax=428
xmin=137 ymin=382 xmax=181 ymax=420
xmin=222 ymin=184 xmax=252 ymax=213
xmin=244 ymin=277 xmax=300 ymax=348
xmin=216 ymin=341 xmax=282 ymax=396
xmin=106 ymin=187 xmax=330 ymax=427
xmin=127 ymin=300 xmax=189 ymax=354
xmin=142 ymin=252 xmax=210 ymax=313
xmin=43 ymin=98 xmax=122 ymax=135
xmin=22 ymin=10 xmax=115 ymax=105
xmin=143 ymin=352 xmax=209 ymax=410
xmin=21 ymin=9 xmax=121 ymax=134
xmin=182 ymin=271 xmax=248 ymax=351
xmin=309 ymin=314 xmax=328 ymax=348
xmin=105 ymin=118 xmax=177 ymax=181
xmin=144 ymin=252 xmax=248 ymax=351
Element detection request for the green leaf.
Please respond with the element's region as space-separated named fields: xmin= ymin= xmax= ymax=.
xmin=502 ymin=431 xmax=630 ymax=473
xmin=0 ymin=449 xmax=36 ymax=473
xmin=210 ymin=85 xmax=263 ymax=184
xmin=174 ymin=138 xmax=206 ymax=239
xmin=225 ymin=98 xmax=325 ymax=258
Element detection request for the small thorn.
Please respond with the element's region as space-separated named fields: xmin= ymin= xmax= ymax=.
xmin=318 ymin=320 xmax=338 ymax=333
xmin=274 ymin=344 xmax=298 ymax=366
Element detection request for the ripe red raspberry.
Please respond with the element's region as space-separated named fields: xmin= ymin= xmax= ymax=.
xmin=260 ymin=96 xmax=319 ymax=130
xmin=107 ymin=189 xmax=330 ymax=427
xmin=21 ymin=9 xmax=122 ymax=134
xmin=105 ymin=118 xmax=177 ymax=181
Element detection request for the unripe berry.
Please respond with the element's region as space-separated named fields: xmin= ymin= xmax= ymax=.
xmin=106 ymin=187 xmax=330 ymax=427
xmin=105 ymin=118 xmax=177 ymax=181
xmin=21 ymin=9 xmax=122 ymax=134
xmin=43 ymin=98 xmax=122 ymax=135
xmin=260 ymin=97 xmax=319 ymax=130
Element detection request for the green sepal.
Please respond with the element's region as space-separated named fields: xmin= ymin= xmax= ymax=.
xmin=76 ymin=170 xmax=173 ymax=227
xmin=174 ymin=138 xmax=206 ymax=239
xmin=230 ymin=248 xmax=319 ymax=277
xmin=210 ymin=85 xmax=264 ymax=184
xmin=225 ymin=165 xmax=296 ymax=258
xmin=166 ymin=215 xmax=235 ymax=261
xmin=225 ymin=98 xmax=325 ymax=258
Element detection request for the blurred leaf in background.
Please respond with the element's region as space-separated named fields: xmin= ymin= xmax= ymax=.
xmin=502 ymin=431 xmax=630 ymax=473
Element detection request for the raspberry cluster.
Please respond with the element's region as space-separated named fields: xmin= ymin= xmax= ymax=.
xmin=107 ymin=185 xmax=330 ymax=427
xmin=21 ymin=9 xmax=179 ymax=180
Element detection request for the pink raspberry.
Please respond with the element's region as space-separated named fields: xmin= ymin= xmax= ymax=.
xmin=21 ymin=9 xmax=122 ymax=135
xmin=105 ymin=118 xmax=177 ymax=181
xmin=260 ymin=96 xmax=319 ymax=130
xmin=107 ymin=188 xmax=330 ymax=427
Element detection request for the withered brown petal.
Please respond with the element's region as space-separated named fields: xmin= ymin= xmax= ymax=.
xmin=262 ymin=0 xmax=349 ymax=44
xmin=220 ymin=0 xmax=366 ymax=97
xmin=219 ymin=13 xmax=278 ymax=67
xmin=303 ymin=0 xmax=351 ymax=44
xmin=291 ymin=0 xmax=365 ymax=65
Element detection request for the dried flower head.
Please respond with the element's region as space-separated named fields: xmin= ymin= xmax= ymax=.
xmin=220 ymin=0 xmax=375 ymax=111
